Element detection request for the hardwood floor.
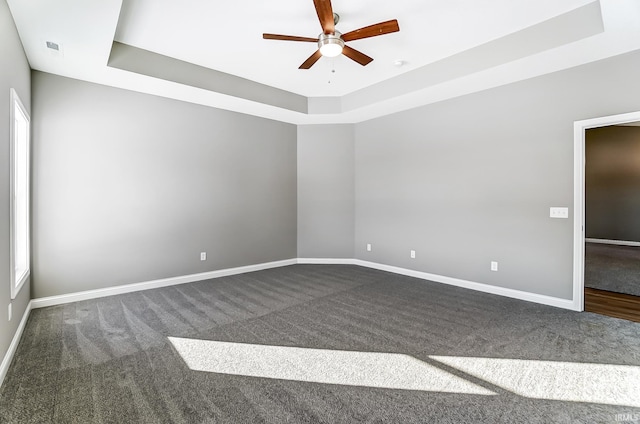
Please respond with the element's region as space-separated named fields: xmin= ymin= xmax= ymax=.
xmin=585 ymin=287 xmax=640 ymax=322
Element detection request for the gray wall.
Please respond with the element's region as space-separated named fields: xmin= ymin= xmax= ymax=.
xmin=355 ymin=50 xmax=640 ymax=300
xmin=297 ymin=125 xmax=354 ymax=258
xmin=586 ymin=125 xmax=640 ymax=242
xmin=31 ymin=72 xmax=297 ymax=298
xmin=0 ymin=0 xmax=31 ymax=371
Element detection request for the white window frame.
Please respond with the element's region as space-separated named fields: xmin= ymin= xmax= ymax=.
xmin=9 ymin=88 xmax=30 ymax=299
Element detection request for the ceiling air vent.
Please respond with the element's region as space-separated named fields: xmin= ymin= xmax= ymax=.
xmin=44 ymin=40 xmax=63 ymax=58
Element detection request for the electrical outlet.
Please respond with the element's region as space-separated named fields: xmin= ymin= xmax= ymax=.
xmin=366 ymin=243 xmax=372 ymax=252
xmin=8 ymin=303 xmax=12 ymax=321
xmin=200 ymin=252 xmax=207 ymax=261
xmin=410 ymin=250 xmax=416 ymax=259
xmin=491 ymin=261 xmax=498 ymax=272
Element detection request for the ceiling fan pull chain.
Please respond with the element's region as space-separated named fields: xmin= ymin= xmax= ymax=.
xmin=328 ymin=58 xmax=337 ymax=84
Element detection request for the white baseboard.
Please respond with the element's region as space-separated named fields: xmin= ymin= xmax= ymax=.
xmin=0 ymin=300 xmax=33 ymax=387
xmin=31 ymin=259 xmax=297 ymax=309
xmin=585 ymin=238 xmax=640 ymax=247
xmin=298 ymin=257 xmax=576 ymax=310
xmin=351 ymin=260 xmax=577 ymax=311
xmin=30 ymin=257 xmax=577 ymax=311
xmin=297 ymin=258 xmax=355 ymax=265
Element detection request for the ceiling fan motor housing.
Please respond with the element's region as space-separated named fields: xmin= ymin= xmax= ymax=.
xmin=318 ymin=31 xmax=344 ymax=57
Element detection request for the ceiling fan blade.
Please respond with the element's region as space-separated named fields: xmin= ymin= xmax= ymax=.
xmin=342 ymin=45 xmax=373 ymax=66
xmin=299 ymin=50 xmax=323 ymax=69
xmin=342 ymin=19 xmax=400 ymax=42
xmin=313 ymin=0 xmax=335 ymax=34
xmin=263 ymin=33 xmax=318 ymax=42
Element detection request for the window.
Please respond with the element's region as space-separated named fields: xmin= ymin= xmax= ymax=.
xmin=10 ymin=88 xmax=30 ymax=299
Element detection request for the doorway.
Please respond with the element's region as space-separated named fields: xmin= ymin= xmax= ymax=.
xmin=574 ymin=111 xmax=640 ymax=322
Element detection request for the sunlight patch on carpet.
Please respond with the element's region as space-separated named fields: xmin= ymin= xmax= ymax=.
xmin=168 ymin=337 xmax=495 ymax=395
xmin=431 ymin=355 xmax=640 ymax=408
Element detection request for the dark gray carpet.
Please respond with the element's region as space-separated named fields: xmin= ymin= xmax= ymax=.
xmin=585 ymin=242 xmax=640 ymax=296
xmin=1 ymin=264 xmax=639 ymax=423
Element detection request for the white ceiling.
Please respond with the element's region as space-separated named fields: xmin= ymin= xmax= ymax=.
xmin=7 ymin=0 xmax=640 ymax=124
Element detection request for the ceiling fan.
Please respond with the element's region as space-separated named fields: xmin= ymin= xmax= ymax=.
xmin=263 ymin=0 xmax=400 ymax=69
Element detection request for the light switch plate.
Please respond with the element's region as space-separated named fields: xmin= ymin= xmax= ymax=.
xmin=550 ymin=207 xmax=569 ymax=219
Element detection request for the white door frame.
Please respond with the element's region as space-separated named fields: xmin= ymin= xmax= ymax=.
xmin=573 ymin=110 xmax=640 ymax=311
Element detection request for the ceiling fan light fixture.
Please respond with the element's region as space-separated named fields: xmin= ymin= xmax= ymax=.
xmin=318 ymin=32 xmax=344 ymax=57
